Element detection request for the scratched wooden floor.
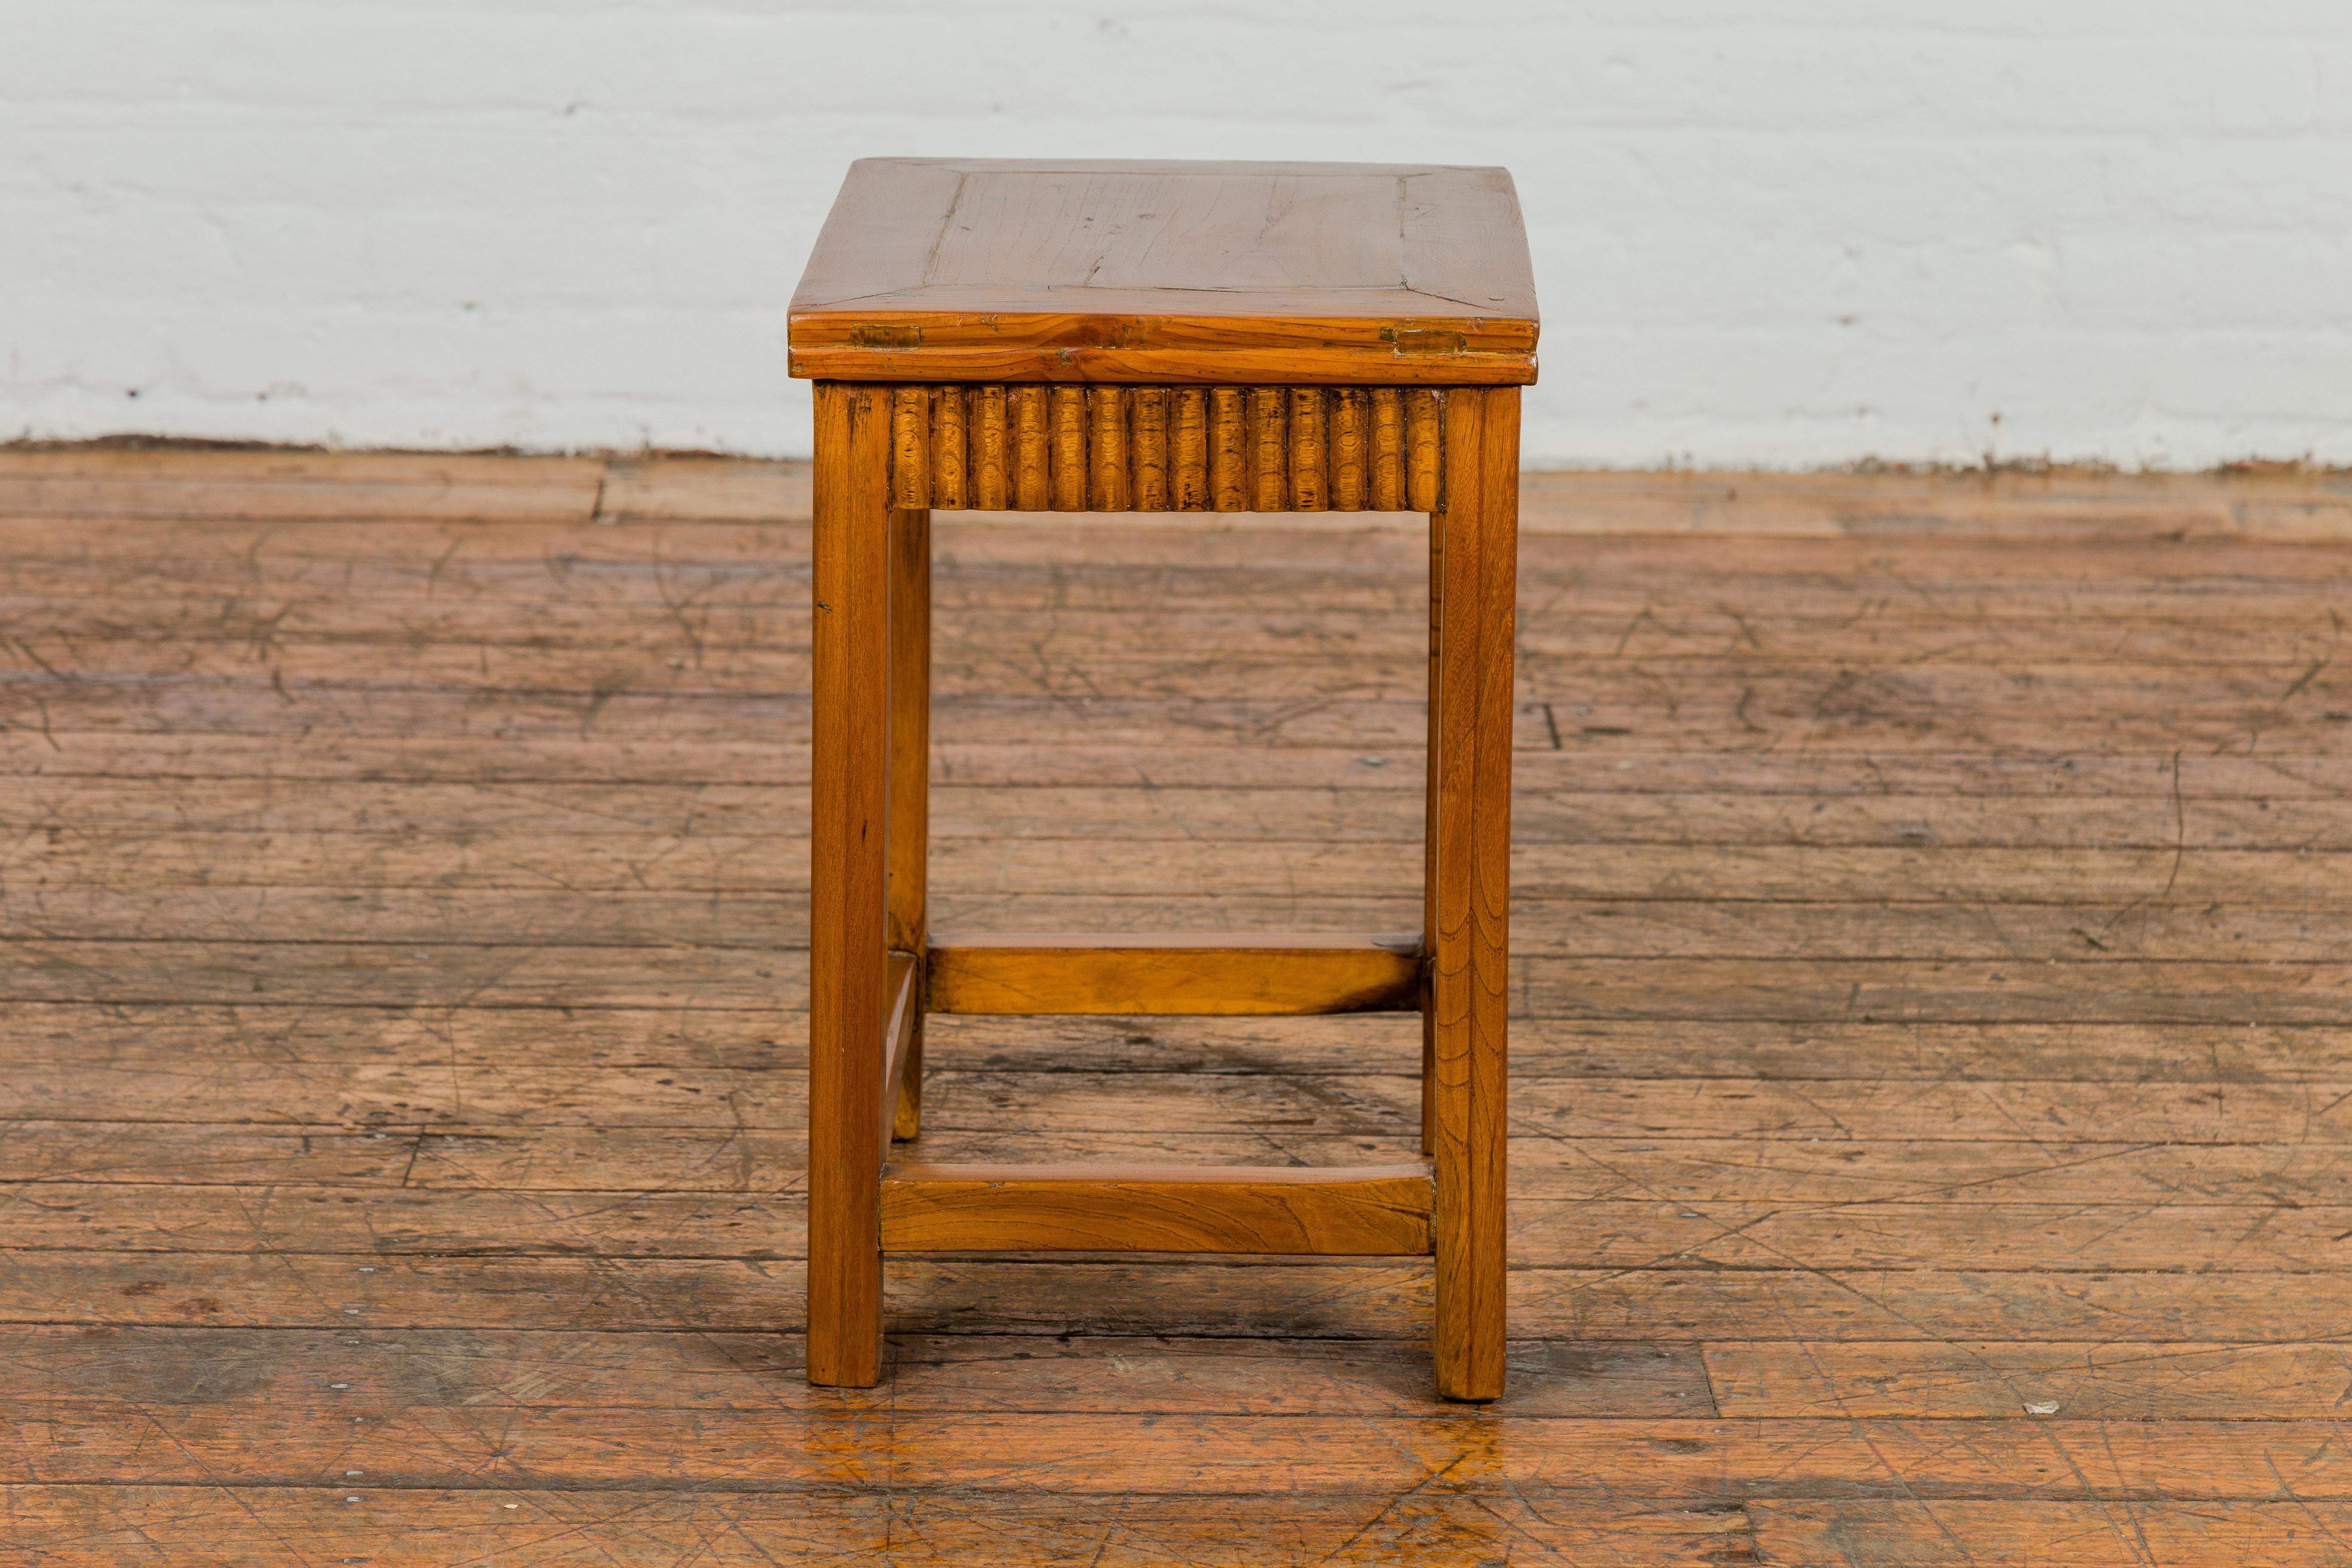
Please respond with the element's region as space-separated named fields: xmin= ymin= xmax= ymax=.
xmin=3 ymin=449 xmax=2351 ymax=1566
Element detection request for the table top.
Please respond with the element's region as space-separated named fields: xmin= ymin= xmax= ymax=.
xmin=789 ymin=159 xmax=1537 ymax=386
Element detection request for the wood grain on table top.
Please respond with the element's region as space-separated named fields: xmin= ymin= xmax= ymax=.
xmin=790 ymin=159 xmax=1539 ymax=385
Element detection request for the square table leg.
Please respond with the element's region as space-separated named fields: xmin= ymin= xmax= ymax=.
xmin=808 ymin=382 xmax=892 ymax=1387
xmin=887 ymin=501 xmax=931 ymax=1141
xmin=1427 ymin=386 xmax=1519 ymax=1403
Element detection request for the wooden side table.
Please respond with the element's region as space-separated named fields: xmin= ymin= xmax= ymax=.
xmin=789 ymin=159 xmax=1536 ymax=1401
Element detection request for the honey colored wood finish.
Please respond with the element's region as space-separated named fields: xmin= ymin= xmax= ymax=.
xmin=887 ymin=504 xmax=931 ymax=1141
xmin=879 ymin=383 xmax=1444 ymax=511
xmin=790 ymin=160 xmax=1538 ymax=385
xmin=806 ymin=383 xmax=892 ymax=1388
xmin=1427 ymin=387 xmax=1519 ymax=1401
xmin=925 ymin=933 xmax=1423 ymax=1016
xmin=885 ymin=506 xmax=931 ymax=954
xmin=878 ymin=1162 xmax=1435 ymax=1255
xmin=824 ymin=362 xmax=1500 ymax=1398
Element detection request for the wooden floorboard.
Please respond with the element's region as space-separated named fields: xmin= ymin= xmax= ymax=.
xmin=2 ymin=449 xmax=2349 ymax=1565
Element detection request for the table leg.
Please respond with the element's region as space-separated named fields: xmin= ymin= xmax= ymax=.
xmin=808 ymin=382 xmax=892 ymax=1387
xmin=1427 ymin=386 xmax=1518 ymax=1402
xmin=1422 ymin=462 xmax=1442 ymax=1158
xmin=888 ymin=502 xmax=931 ymax=1141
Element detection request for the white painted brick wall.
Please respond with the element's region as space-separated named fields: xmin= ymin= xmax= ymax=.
xmin=5 ymin=0 xmax=2349 ymax=466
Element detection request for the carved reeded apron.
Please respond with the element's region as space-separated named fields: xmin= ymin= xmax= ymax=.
xmin=789 ymin=159 xmax=1536 ymax=1400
